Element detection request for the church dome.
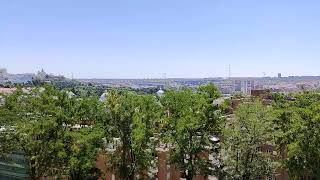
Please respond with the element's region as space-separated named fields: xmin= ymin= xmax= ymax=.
xmin=156 ymin=89 xmax=164 ymax=97
xmin=99 ymin=91 xmax=109 ymax=102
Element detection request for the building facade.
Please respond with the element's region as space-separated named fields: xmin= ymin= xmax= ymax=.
xmin=233 ymin=80 xmax=255 ymax=95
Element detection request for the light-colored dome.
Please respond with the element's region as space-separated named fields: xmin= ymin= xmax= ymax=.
xmin=99 ymin=92 xmax=109 ymax=102
xmin=66 ymin=91 xmax=75 ymax=98
xmin=156 ymin=89 xmax=165 ymax=96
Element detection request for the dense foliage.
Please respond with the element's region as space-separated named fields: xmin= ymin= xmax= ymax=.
xmin=103 ymin=90 xmax=162 ymax=179
xmin=273 ymin=92 xmax=320 ymax=178
xmin=160 ymin=89 xmax=223 ymax=180
xmin=1 ymin=83 xmax=320 ymax=179
xmin=223 ymin=101 xmax=277 ymax=179
xmin=0 ymin=85 xmax=104 ymax=179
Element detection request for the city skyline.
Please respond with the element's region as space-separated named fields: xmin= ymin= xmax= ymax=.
xmin=3 ymin=66 xmax=320 ymax=79
xmin=2 ymin=0 xmax=320 ymax=78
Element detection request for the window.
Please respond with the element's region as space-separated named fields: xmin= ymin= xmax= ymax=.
xmin=266 ymin=149 xmax=272 ymax=154
xmin=267 ymin=175 xmax=275 ymax=180
xmin=256 ymin=147 xmax=262 ymax=152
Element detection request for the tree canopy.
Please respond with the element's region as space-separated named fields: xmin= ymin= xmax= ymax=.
xmin=102 ymin=90 xmax=162 ymax=179
xmin=223 ymin=101 xmax=278 ymax=179
xmin=273 ymin=92 xmax=320 ymax=178
xmin=161 ymin=89 xmax=223 ymax=180
xmin=2 ymin=83 xmax=320 ymax=179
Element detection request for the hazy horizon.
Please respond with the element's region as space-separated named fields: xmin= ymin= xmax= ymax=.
xmin=2 ymin=0 xmax=320 ymax=78
xmin=3 ymin=66 xmax=320 ymax=79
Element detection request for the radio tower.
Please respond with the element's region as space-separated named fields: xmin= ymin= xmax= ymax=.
xmin=228 ymin=64 xmax=231 ymax=79
xmin=163 ymin=73 xmax=168 ymax=89
xmin=262 ymin=72 xmax=266 ymax=78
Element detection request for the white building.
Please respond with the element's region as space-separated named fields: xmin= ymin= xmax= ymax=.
xmin=233 ymin=80 xmax=255 ymax=95
xmin=156 ymin=88 xmax=165 ymax=97
xmin=99 ymin=91 xmax=109 ymax=102
xmin=0 ymin=68 xmax=7 ymax=76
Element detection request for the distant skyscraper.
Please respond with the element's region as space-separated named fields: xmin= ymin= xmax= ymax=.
xmin=0 ymin=68 xmax=8 ymax=76
xmin=245 ymin=80 xmax=255 ymax=94
xmin=36 ymin=69 xmax=48 ymax=80
xmin=278 ymin=73 xmax=282 ymax=78
xmin=233 ymin=80 xmax=255 ymax=95
xmin=234 ymin=80 xmax=242 ymax=92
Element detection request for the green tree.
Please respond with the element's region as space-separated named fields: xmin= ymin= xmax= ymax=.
xmin=67 ymin=97 xmax=105 ymax=180
xmin=223 ymin=101 xmax=277 ymax=179
xmin=0 ymin=88 xmax=25 ymax=156
xmin=74 ymin=97 xmax=106 ymax=123
xmin=14 ymin=85 xmax=75 ymax=178
xmin=198 ymin=83 xmax=221 ymax=102
xmin=273 ymin=92 xmax=320 ymax=178
xmin=161 ymin=89 xmax=223 ymax=180
xmin=67 ymin=128 xmax=103 ymax=180
xmin=0 ymin=85 xmax=106 ymax=179
xmin=103 ymin=90 xmax=162 ymax=180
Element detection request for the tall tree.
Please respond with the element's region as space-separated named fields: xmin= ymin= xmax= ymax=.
xmin=14 ymin=85 xmax=75 ymax=178
xmin=198 ymin=83 xmax=221 ymax=102
xmin=67 ymin=97 xmax=105 ymax=180
xmin=223 ymin=101 xmax=277 ymax=179
xmin=161 ymin=89 xmax=223 ymax=180
xmin=67 ymin=128 xmax=103 ymax=180
xmin=273 ymin=92 xmax=320 ymax=178
xmin=0 ymin=85 xmax=106 ymax=179
xmin=0 ymin=88 xmax=25 ymax=156
xmin=103 ymin=90 xmax=162 ymax=179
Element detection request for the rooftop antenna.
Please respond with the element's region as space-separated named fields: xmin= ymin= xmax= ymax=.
xmin=228 ymin=64 xmax=231 ymax=79
xmin=162 ymin=73 xmax=168 ymax=89
xmin=262 ymin=72 xmax=266 ymax=78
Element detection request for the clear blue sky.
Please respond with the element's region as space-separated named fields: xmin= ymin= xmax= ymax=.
xmin=1 ymin=0 xmax=320 ymax=78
